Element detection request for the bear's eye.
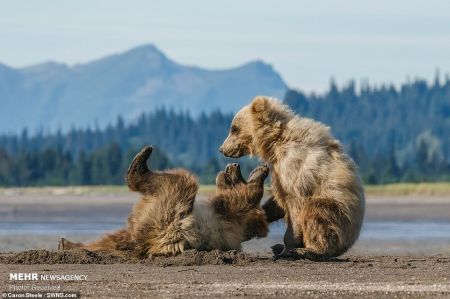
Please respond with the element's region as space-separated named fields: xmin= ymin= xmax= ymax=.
xmin=231 ymin=125 xmax=240 ymax=134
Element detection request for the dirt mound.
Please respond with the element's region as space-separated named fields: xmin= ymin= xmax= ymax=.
xmin=0 ymin=249 xmax=269 ymax=266
xmin=148 ymin=249 xmax=266 ymax=266
xmin=0 ymin=249 xmax=134 ymax=265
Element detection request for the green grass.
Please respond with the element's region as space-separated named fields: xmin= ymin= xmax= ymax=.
xmin=364 ymin=182 xmax=450 ymax=196
xmin=0 ymin=185 xmax=129 ymax=195
xmin=0 ymin=185 xmax=219 ymax=196
xmin=202 ymin=183 xmax=450 ymax=196
xmin=1 ymin=182 xmax=450 ymax=196
xmin=198 ymin=185 xmax=217 ymax=195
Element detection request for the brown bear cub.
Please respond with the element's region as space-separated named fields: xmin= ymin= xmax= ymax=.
xmin=220 ymin=96 xmax=365 ymax=261
xmin=59 ymin=146 xmax=269 ymax=257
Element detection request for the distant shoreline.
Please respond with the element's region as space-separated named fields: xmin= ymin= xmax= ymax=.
xmin=1 ymin=182 xmax=450 ymax=197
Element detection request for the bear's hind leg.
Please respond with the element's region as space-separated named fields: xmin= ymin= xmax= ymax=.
xmin=126 ymin=146 xmax=155 ymax=193
xmin=127 ymin=146 xmax=176 ymax=195
xmin=58 ymin=229 xmax=133 ymax=252
xmin=291 ymin=198 xmax=348 ymax=261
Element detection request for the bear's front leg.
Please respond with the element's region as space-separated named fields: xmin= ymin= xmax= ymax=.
xmin=272 ymin=215 xmax=304 ymax=259
xmin=262 ymin=196 xmax=285 ymax=223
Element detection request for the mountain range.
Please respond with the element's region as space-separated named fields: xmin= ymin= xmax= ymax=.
xmin=0 ymin=44 xmax=287 ymax=133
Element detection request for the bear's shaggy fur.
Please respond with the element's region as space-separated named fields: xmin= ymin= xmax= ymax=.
xmin=59 ymin=146 xmax=269 ymax=258
xmin=220 ymin=96 xmax=365 ymax=261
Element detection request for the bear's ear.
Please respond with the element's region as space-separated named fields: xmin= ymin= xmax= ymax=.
xmin=329 ymin=139 xmax=343 ymax=152
xmin=250 ymin=96 xmax=271 ymax=124
xmin=251 ymin=96 xmax=269 ymax=114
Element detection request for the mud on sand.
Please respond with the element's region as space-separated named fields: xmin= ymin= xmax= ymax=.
xmin=1 ymin=250 xmax=450 ymax=298
xmin=0 ymin=249 xmax=257 ymax=266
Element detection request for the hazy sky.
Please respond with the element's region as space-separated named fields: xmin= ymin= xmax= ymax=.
xmin=1 ymin=0 xmax=449 ymax=92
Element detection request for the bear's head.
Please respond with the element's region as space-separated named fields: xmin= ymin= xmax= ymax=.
xmin=219 ymin=96 xmax=294 ymax=159
xmin=218 ymin=104 xmax=255 ymax=158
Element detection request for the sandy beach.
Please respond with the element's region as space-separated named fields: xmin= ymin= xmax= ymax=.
xmin=1 ymin=250 xmax=450 ymax=298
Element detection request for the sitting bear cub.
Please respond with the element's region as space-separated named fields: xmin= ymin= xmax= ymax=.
xmin=220 ymin=96 xmax=365 ymax=261
xmin=59 ymin=146 xmax=269 ymax=257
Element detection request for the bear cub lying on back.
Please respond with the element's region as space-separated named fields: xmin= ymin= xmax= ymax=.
xmin=59 ymin=146 xmax=269 ymax=257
